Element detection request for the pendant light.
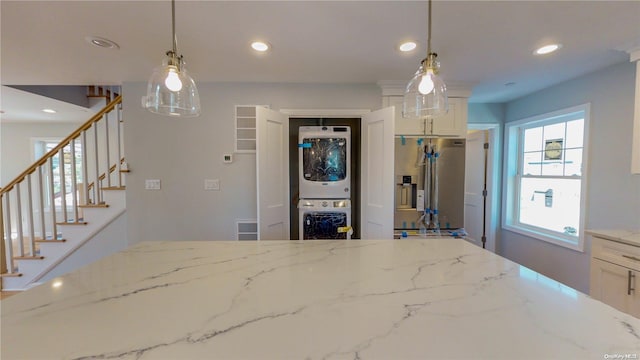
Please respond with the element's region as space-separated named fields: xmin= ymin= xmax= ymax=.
xmin=402 ymin=0 xmax=448 ymax=119
xmin=142 ymin=0 xmax=201 ymax=117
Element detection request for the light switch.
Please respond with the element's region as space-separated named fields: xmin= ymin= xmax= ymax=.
xmin=205 ymin=179 xmax=220 ymax=191
xmin=145 ymin=179 xmax=161 ymax=190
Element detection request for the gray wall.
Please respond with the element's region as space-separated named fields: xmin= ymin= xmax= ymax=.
xmin=468 ymin=103 xmax=504 ymax=125
xmin=122 ymin=82 xmax=381 ymax=242
xmin=501 ymin=61 xmax=639 ymax=293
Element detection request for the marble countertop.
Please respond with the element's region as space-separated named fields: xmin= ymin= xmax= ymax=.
xmin=587 ymin=229 xmax=640 ymax=247
xmin=2 ymin=239 xmax=639 ymax=359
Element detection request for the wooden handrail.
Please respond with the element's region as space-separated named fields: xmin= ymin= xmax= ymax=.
xmin=0 ymin=95 xmax=122 ymax=196
xmin=87 ymin=158 xmax=125 ymax=191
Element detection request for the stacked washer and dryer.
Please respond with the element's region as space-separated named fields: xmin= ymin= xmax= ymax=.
xmin=297 ymin=126 xmax=352 ymax=239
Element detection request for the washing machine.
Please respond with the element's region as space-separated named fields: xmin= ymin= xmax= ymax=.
xmin=298 ymin=199 xmax=351 ymax=240
xmin=298 ymin=126 xmax=350 ymax=199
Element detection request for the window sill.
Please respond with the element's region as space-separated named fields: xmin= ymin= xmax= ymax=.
xmin=502 ymin=224 xmax=584 ymax=252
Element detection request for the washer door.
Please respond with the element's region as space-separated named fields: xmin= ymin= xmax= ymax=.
xmin=302 ymin=212 xmax=348 ymax=240
xmin=301 ymin=137 xmax=348 ymax=182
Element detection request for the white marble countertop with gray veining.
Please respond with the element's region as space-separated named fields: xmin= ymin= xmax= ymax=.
xmin=2 ymin=239 xmax=639 ymax=359
xmin=587 ymin=229 xmax=640 ymax=247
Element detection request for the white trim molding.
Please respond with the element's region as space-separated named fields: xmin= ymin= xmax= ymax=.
xmin=628 ymin=49 xmax=640 ymax=174
xmin=377 ymin=80 xmax=473 ymax=98
xmin=279 ymin=109 xmax=371 ymax=117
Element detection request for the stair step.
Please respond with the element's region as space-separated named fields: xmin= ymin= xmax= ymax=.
xmin=79 ymin=204 xmax=109 ymax=208
xmin=35 ymin=239 xmax=67 ymax=243
xmin=103 ymin=186 xmax=125 ymax=190
xmin=1 ymin=272 xmax=23 ymax=278
xmin=56 ymin=221 xmax=88 ymax=226
xmin=4 ymin=182 xmax=126 ymax=291
xmin=13 ymin=256 xmax=44 ymax=260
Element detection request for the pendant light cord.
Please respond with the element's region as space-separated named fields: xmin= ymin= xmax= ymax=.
xmin=171 ymin=0 xmax=178 ymax=54
xmin=427 ymin=0 xmax=432 ymax=56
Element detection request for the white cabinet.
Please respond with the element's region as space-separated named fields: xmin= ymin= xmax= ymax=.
xmin=432 ymin=98 xmax=467 ymax=137
xmin=383 ymin=96 xmax=424 ymax=135
xmin=590 ymin=236 xmax=640 ymax=318
xmin=383 ymin=96 xmax=468 ymax=137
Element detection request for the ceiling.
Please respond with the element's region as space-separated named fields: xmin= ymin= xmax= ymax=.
xmin=0 ymin=86 xmax=95 ymax=123
xmin=1 ymin=1 xmax=639 ymax=122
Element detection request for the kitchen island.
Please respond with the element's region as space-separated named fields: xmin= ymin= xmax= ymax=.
xmin=2 ymin=238 xmax=639 ymax=359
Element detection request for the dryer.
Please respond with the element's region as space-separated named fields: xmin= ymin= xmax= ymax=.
xmin=298 ymin=126 xmax=350 ymax=199
xmin=298 ymin=199 xmax=351 ymax=240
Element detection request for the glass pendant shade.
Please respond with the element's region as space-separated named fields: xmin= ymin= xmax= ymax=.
xmin=142 ymin=0 xmax=200 ymax=117
xmin=403 ymin=58 xmax=448 ymax=119
xmin=143 ymin=54 xmax=201 ymax=117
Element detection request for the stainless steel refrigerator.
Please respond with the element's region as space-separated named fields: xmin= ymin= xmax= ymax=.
xmin=394 ymin=137 xmax=465 ymax=231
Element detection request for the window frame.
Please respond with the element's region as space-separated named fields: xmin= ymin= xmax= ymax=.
xmin=502 ymin=104 xmax=590 ymax=252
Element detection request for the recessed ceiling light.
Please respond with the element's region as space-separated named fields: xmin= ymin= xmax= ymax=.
xmin=534 ymin=44 xmax=562 ymax=55
xmin=399 ymin=41 xmax=417 ymax=52
xmin=42 ymin=108 xmax=57 ymax=114
xmin=52 ymin=280 xmax=63 ymax=288
xmin=251 ymin=41 xmax=270 ymax=52
xmin=85 ymin=36 xmax=120 ymax=49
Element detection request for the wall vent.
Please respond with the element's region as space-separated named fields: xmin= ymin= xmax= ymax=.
xmin=236 ymin=219 xmax=258 ymax=241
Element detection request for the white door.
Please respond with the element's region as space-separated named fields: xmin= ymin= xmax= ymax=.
xmin=464 ymin=130 xmax=487 ymax=248
xmin=361 ymin=107 xmax=395 ymax=239
xmin=256 ymin=107 xmax=289 ymax=240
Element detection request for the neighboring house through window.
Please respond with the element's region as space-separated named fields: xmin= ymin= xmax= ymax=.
xmin=503 ymin=104 xmax=590 ymax=251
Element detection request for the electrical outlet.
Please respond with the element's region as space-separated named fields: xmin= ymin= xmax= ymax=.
xmin=145 ymin=179 xmax=161 ymax=190
xmin=204 ymin=179 xmax=220 ymax=191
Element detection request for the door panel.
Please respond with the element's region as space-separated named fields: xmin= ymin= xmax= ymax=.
xmin=256 ymin=107 xmax=289 ymax=240
xmin=464 ymin=130 xmax=486 ymax=247
xmin=361 ymin=107 xmax=394 ymax=239
xmin=590 ymin=258 xmax=634 ymax=315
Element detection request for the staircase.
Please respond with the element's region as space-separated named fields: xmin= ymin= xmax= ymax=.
xmin=1 ymin=88 xmax=126 ymax=291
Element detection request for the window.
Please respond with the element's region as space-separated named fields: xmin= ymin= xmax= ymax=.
xmin=33 ymin=139 xmax=83 ymax=209
xmin=503 ymin=104 xmax=590 ymax=251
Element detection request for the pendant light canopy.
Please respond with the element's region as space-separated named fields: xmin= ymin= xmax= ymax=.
xmin=403 ymin=0 xmax=448 ymax=119
xmin=142 ymin=0 xmax=200 ymax=117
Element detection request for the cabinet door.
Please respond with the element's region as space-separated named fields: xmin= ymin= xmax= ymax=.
xmin=590 ymin=258 xmax=639 ymax=316
xmin=431 ymin=97 xmax=467 ymax=137
xmin=384 ymin=96 xmax=425 ymax=135
xmin=629 ymin=287 xmax=640 ymax=318
xmin=384 ymin=96 xmax=468 ymax=137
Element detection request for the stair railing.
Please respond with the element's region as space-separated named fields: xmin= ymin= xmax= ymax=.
xmin=1 ymin=93 xmax=124 ymax=276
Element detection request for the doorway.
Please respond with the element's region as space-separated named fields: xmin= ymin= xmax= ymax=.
xmin=464 ymin=124 xmax=500 ymax=253
xmin=288 ymin=118 xmax=361 ymax=239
